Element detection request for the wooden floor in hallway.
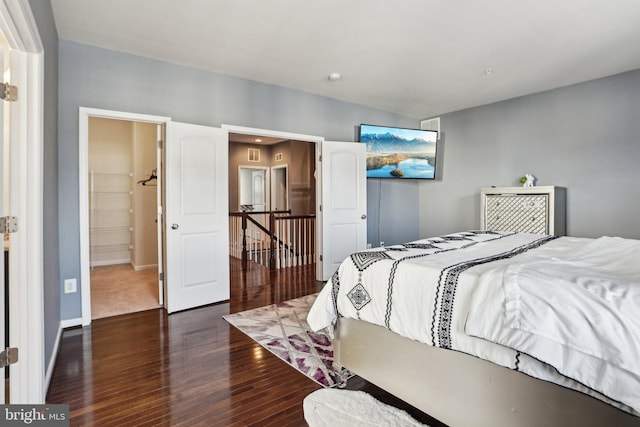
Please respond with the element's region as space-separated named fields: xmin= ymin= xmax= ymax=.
xmin=47 ymin=258 xmax=444 ymax=426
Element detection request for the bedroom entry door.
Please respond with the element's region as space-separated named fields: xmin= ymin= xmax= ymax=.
xmin=164 ymin=122 xmax=230 ymax=313
xmin=0 ymin=42 xmax=6 ymax=403
xmin=321 ymin=141 xmax=367 ymax=280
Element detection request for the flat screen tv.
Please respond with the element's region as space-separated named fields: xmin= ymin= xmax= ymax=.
xmin=359 ymin=124 xmax=438 ymax=179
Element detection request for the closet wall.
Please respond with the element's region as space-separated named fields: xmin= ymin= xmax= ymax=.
xmin=131 ymin=122 xmax=158 ymax=270
xmin=88 ymin=117 xmax=157 ymax=269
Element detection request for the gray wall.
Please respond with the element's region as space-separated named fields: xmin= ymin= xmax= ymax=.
xmin=28 ymin=0 xmax=59 ymax=376
xmin=57 ymin=40 xmax=417 ymax=320
xmin=419 ymin=69 xmax=640 ymax=240
xmin=367 ymin=179 xmax=420 ymax=247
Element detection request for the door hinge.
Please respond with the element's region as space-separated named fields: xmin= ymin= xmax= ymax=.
xmin=0 ymin=216 xmax=18 ymax=233
xmin=319 ymin=205 xmax=322 ymax=212
xmin=0 ymin=82 xmax=17 ymax=102
xmin=159 ymin=272 xmax=164 ymax=281
xmin=0 ymin=347 xmax=18 ymax=369
xmin=319 ymin=155 xmax=322 ymax=162
xmin=319 ymin=255 xmax=323 ymax=261
xmin=158 ymin=139 xmax=163 ymax=149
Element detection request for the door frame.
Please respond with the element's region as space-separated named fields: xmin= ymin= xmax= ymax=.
xmin=78 ymin=108 xmax=170 ymax=326
xmin=0 ymin=0 xmax=45 ymax=403
xmin=270 ymin=164 xmax=289 ymax=212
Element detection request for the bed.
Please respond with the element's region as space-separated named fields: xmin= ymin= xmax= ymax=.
xmin=307 ymin=231 xmax=640 ymax=427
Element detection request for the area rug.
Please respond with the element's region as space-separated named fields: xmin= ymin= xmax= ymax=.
xmin=223 ymin=293 xmax=343 ymax=388
xmin=303 ymin=388 xmax=427 ymax=427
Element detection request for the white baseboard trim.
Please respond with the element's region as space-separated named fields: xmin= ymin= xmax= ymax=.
xmin=132 ymin=263 xmax=158 ymax=272
xmin=45 ymin=318 xmax=84 ymax=396
xmin=60 ymin=317 xmax=83 ymax=329
xmin=90 ymin=259 xmax=130 ymax=267
xmin=45 ymin=323 xmax=63 ymax=396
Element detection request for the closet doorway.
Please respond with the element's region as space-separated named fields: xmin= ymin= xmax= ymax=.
xmin=88 ymin=117 xmax=161 ymax=319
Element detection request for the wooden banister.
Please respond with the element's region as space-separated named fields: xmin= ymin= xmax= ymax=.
xmin=229 ymin=210 xmax=315 ymax=269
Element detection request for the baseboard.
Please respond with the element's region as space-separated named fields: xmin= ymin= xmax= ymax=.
xmin=45 ymin=318 xmax=83 ymax=396
xmin=90 ymin=259 xmax=130 ymax=267
xmin=60 ymin=317 xmax=83 ymax=329
xmin=45 ymin=323 xmax=64 ymax=396
xmin=131 ymin=263 xmax=158 ymax=272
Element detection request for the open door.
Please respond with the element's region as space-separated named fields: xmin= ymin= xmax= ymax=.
xmin=164 ymin=122 xmax=230 ymax=313
xmin=320 ymin=141 xmax=367 ymax=281
xmin=0 ymin=42 xmax=5 ymax=403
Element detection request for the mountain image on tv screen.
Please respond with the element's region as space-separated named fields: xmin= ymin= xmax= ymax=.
xmin=359 ymin=124 xmax=438 ymax=179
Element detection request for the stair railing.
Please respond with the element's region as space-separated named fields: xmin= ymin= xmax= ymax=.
xmin=229 ymin=210 xmax=315 ymax=269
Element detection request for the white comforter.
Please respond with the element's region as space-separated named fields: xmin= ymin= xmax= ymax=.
xmin=307 ymin=231 xmax=640 ymax=415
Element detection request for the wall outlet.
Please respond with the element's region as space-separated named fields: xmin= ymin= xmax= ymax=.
xmin=366 ymin=243 xmax=372 ymax=249
xmin=380 ymin=241 xmax=385 ymax=247
xmin=64 ymin=278 xmax=77 ymax=294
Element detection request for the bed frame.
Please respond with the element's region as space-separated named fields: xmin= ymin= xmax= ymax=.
xmin=333 ymin=317 xmax=640 ymax=427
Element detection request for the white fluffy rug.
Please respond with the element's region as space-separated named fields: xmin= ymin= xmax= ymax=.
xmin=303 ymin=388 xmax=427 ymax=427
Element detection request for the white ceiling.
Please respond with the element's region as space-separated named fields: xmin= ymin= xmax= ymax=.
xmin=51 ymin=0 xmax=640 ymax=119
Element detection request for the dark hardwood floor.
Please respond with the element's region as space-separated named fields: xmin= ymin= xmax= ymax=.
xmin=47 ymin=258 xmax=446 ymax=426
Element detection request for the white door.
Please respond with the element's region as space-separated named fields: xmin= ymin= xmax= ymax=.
xmin=251 ymin=169 xmax=266 ymax=211
xmin=165 ymin=122 xmax=229 ymax=313
xmin=321 ymin=141 xmax=367 ymax=281
xmin=0 ymin=43 xmax=5 ymax=403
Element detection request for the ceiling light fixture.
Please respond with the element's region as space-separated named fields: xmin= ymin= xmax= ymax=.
xmin=255 ymin=138 xmax=262 ymax=143
xmin=328 ymin=72 xmax=341 ymax=82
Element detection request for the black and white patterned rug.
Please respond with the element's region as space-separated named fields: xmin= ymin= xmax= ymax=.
xmin=223 ymin=293 xmax=343 ymax=388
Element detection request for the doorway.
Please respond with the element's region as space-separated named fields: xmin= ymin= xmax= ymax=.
xmin=238 ymin=166 xmax=269 ymax=212
xmin=81 ymin=113 xmax=235 ymax=318
xmin=228 ymin=132 xmax=317 ymax=271
xmin=224 ymin=124 xmax=370 ymax=282
xmin=271 ymin=165 xmax=289 ymax=212
xmin=87 ymin=117 xmax=161 ymax=319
